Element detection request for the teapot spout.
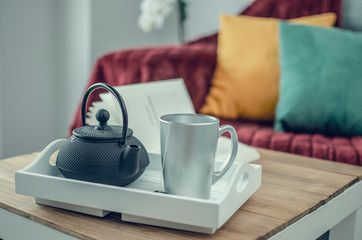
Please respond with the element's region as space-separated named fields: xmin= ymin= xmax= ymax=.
xmin=120 ymin=145 xmax=141 ymax=178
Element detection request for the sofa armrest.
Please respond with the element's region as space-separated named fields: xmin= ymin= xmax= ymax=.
xmin=69 ymin=44 xmax=217 ymax=134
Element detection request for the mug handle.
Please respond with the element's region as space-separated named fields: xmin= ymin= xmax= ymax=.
xmin=212 ymin=125 xmax=238 ymax=184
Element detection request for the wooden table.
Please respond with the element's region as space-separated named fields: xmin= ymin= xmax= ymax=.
xmin=1 ymin=149 xmax=361 ymax=240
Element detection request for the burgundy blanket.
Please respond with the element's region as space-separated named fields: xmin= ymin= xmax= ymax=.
xmin=69 ymin=0 xmax=362 ymax=165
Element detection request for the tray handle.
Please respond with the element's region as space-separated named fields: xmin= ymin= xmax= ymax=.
xmin=21 ymin=139 xmax=67 ymax=171
xmin=221 ymin=162 xmax=262 ymax=202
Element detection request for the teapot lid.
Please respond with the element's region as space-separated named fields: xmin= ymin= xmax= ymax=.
xmin=73 ymin=109 xmax=133 ymax=141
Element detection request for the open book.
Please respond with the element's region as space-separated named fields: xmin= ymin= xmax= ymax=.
xmin=87 ymin=79 xmax=260 ymax=163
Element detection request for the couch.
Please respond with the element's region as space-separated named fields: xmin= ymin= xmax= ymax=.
xmin=70 ymin=0 xmax=362 ymax=166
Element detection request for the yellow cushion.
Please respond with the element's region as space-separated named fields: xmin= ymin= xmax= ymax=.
xmin=199 ymin=13 xmax=337 ymax=121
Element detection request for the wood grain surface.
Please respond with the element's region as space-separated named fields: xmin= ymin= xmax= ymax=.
xmin=1 ymin=149 xmax=361 ymax=240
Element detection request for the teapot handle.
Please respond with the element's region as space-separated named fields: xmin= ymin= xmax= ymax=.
xmin=81 ymin=83 xmax=128 ymax=145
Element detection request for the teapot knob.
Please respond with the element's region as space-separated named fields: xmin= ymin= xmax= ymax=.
xmin=96 ymin=109 xmax=110 ymax=128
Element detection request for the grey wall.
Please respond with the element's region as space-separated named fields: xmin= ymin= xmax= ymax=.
xmin=90 ymin=0 xmax=179 ymax=64
xmin=0 ymin=0 xmax=57 ymax=158
xmin=54 ymin=0 xmax=92 ymax=143
xmin=0 ymin=56 xmax=3 ymax=158
xmin=0 ymin=0 xmax=252 ymax=159
xmin=186 ymin=0 xmax=253 ymax=40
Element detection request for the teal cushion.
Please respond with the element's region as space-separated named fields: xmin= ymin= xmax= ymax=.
xmin=275 ymin=22 xmax=362 ymax=136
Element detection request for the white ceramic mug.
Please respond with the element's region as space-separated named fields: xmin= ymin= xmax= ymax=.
xmin=160 ymin=113 xmax=238 ymax=199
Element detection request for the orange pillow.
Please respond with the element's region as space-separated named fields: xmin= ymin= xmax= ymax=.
xmin=200 ymin=13 xmax=337 ymax=121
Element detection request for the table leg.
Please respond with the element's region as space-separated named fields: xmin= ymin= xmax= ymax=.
xmin=329 ymin=206 xmax=362 ymax=240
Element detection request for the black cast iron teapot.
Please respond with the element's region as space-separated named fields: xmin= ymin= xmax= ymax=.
xmin=56 ymin=83 xmax=149 ymax=187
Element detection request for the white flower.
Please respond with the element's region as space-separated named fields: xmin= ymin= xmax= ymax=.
xmin=138 ymin=0 xmax=177 ymax=32
xmin=138 ymin=12 xmax=164 ymax=32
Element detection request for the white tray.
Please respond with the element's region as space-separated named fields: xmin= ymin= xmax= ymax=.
xmin=15 ymin=139 xmax=262 ymax=234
